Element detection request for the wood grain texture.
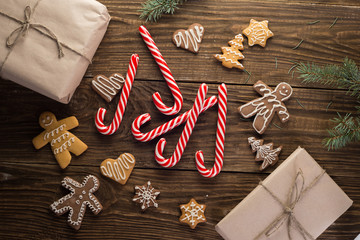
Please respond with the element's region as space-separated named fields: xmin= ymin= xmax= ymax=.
xmin=0 ymin=163 xmax=359 ymax=240
xmin=0 ymin=0 xmax=359 ymax=239
xmin=0 ymin=79 xmax=359 ymax=177
xmin=87 ymin=0 xmax=360 ymax=88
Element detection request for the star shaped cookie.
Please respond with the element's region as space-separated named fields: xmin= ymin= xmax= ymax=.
xmin=179 ymin=198 xmax=206 ymax=229
xmin=243 ymin=19 xmax=274 ymax=47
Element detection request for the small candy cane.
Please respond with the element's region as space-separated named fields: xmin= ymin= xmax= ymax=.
xmin=139 ymin=25 xmax=183 ymax=116
xmin=155 ymin=83 xmax=207 ymax=168
xmin=132 ymin=96 xmax=217 ymax=142
xmin=95 ymin=54 xmax=139 ymax=135
xmin=195 ymin=84 xmax=228 ymax=178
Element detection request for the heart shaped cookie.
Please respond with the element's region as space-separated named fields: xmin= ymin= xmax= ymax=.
xmin=100 ymin=153 xmax=135 ymax=185
xmin=172 ymin=23 xmax=204 ymax=53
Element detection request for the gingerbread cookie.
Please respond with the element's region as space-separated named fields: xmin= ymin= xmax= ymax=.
xmin=133 ymin=181 xmax=160 ymax=211
xmin=32 ymin=112 xmax=88 ymax=169
xmin=248 ymin=137 xmax=282 ymax=171
xmin=238 ymin=81 xmax=293 ymax=134
xmin=243 ymin=19 xmax=274 ymax=47
xmin=50 ymin=175 xmax=103 ymax=230
xmin=172 ymin=23 xmax=204 ymax=53
xmin=92 ymin=73 xmax=125 ymax=102
xmin=100 ymin=153 xmax=135 ymax=185
xmin=214 ymin=34 xmax=245 ymax=70
xmin=179 ymin=198 xmax=206 ymax=229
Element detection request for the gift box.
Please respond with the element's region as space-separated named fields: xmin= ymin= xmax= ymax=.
xmin=0 ymin=0 xmax=110 ymax=103
xmin=215 ymin=147 xmax=353 ymax=240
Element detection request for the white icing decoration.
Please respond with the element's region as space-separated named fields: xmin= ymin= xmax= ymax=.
xmin=50 ymin=175 xmax=102 ymax=227
xmin=50 ymin=133 xmax=70 ymax=146
xmin=174 ymin=25 xmax=204 ymax=52
xmin=44 ymin=119 xmax=53 ymax=127
xmin=248 ymin=137 xmax=281 ymax=169
xmin=132 ymin=181 xmax=160 ymax=209
xmin=244 ymin=20 xmax=273 ymax=46
xmin=53 ymin=137 xmax=75 ymax=155
xmin=240 ymin=82 xmax=292 ymax=134
xmin=92 ymin=74 xmax=125 ymax=101
xmin=214 ymin=54 xmax=244 ymax=67
xmin=180 ymin=200 xmax=206 ymax=226
xmin=44 ymin=124 xmax=66 ymax=140
xmin=100 ymin=153 xmax=135 ymax=182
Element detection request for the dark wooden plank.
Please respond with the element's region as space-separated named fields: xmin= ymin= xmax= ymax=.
xmin=0 ymin=79 xmax=359 ymax=177
xmin=0 ymin=163 xmax=358 ymax=239
xmin=86 ymin=0 xmax=360 ymax=88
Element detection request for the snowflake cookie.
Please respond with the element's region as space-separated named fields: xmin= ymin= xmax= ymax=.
xmin=179 ymin=198 xmax=206 ymax=229
xmin=133 ymin=181 xmax=160 ymax=211
xmin=50 ymin=175 xmax=103 ymax=230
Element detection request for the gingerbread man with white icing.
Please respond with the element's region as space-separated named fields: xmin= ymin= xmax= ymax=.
xmin=238 ymin=81 xmax=293 ymax=134
xmin=32 ymin=112 xmax=88 ymax=169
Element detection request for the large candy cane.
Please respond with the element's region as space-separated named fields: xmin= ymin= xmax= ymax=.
xmin=95 ymin=54 xmax=139 ymax=135
xmin=139 ymin=25 xmax=183 ymax=116
xmin=155 ymin=83 xmax=207 ymax=168
xmin=195 ymin=84 xmax=228 ymax=178
xmin=132 ymin=96 xmax=217 ymax=142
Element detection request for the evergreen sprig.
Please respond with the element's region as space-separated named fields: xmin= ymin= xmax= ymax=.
xmin=139 ymin=0 xmax=187 ymax=22
xmin=297 ymin=57 xmax=360 ymax=98
xmin=297 ymin=58 xmax=360 ymax=150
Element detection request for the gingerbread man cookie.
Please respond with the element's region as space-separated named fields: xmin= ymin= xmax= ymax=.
xmin=133 ymin=181 xmax=160 ymax=211
xmin=172 ymin=23 xmax=204 ymax=53
xmin=100 ymin=153 xmax=136 ymax=185
xmin=50 ymin=175 xmax=103 ymax=230
xmin=248 ymin=137 xmax=282 ymax=171
xmin=179 ymin=198 xmax=206 ymax=229
xmin=243 ymin=19 xmax=274 ymax=47
xmin=32 ymin=112 xmax=88 ymax=169
xmin=238 ymin=81 xmax=293 ymax=134
xmin=91 ymin=73 xmax=125 ymax=102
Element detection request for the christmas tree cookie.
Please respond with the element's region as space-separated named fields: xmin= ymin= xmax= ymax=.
xmin=214 ymin=34 xmax=245 ymax=70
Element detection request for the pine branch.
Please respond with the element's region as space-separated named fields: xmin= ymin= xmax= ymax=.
xmin=296 ymin=57 xmax=360 ymax=98
xmin=323 ymin=113 xmax=360 ymax=150
xmin=139 ymin=0 xmax=187 ymax=22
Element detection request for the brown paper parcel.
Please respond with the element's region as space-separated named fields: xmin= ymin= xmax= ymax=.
xmin=215 ymin=147 xmax=353 ymax=240
xmin=0 ymin=0 xmax=110 ymax=103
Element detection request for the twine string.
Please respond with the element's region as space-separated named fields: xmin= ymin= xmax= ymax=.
xmin=254 ymin=169 xmax=326 ymax=240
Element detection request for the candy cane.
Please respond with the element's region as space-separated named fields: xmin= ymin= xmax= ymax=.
xmin=195 ymin=84 xmax=228 ymax=178
xmin=155 ymin=83 xmax=207 ymax=168
xmin=132 ymin=96 xmax=217 ymax=142
xmin=95 ymin=54 xmax=139 ymax=135
xmin=139 ymin=25 xmax=183 ymax=116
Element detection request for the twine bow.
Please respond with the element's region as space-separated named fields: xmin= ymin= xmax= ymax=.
xmin=254 ymin=169 xmax=326 ymax=240
xmin=3 ymin=5 xmax=64 ymax=58
xmin=0 ymin=1 xmax=91 ymax=75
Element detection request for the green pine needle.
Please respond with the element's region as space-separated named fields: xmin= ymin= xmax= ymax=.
xmin=323 ymin=113 xmax=360 ymax=150
xmin=139 ymin=0 xmax=187 ymax=22
xmin=296 ymin=58 xmax=360 ymax=99
xmin=297 ymin=58 xmax=360 ymax=150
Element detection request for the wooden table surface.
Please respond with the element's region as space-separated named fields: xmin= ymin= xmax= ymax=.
xmin=1 ymin=0 xmax=360 ymax=239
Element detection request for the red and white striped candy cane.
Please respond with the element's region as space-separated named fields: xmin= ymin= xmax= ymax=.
xmin=139 ymin=25 xmax=183 ymax=116
xmin=155 ymin=83 xmax=207 ymax=168
xmin=95 ymin=54 xmax=139 ymax=135
xmin=132 ymin=96 xmax=217 ymax=142
xmin=195 ymin=84 xmax=228 ymax=178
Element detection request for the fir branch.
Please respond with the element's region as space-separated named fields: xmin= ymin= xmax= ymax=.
xmin=244 ymin=69 xmax=251 ymax=84
xmin=323 ymin=113 xmax=360 ymax=150
xmin=297 ymin=58 xmax=360 ymax=98
xmin=307 ymin=20 xmax=320 ymax=25
xmin=139 ymin=0 xmax=187 ymax=22
xmin=329 ymin=17 xmax=339 ymax=29
xmin=292 ymin=39 xmax=304 ymax=50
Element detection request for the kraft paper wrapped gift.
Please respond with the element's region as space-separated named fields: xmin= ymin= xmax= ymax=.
xmin=0 ymin=0 xmax=110 ymax=103
xmin=215 ymin=147 xmax=353 ymax=240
